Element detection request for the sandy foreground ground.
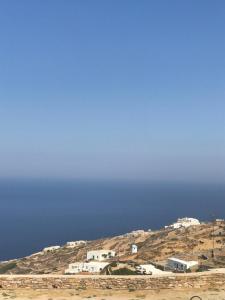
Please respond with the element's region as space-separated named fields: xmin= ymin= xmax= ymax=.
xmin=0 ymin=289 xmax=224 ymax=300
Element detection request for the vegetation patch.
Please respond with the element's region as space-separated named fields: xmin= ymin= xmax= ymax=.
xmin=111 ymin=268 xmax=137 ymax=275
xmin=0 ymin=262 xmax=17 ymax=274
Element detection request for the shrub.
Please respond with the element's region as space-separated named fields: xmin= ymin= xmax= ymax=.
xmin=111 ymin=268 xmax=137 ymax=275
xmin=0 ymin=262 xmax=17 ymax=274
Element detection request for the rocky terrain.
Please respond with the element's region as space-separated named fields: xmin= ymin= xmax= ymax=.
xmin=1 ymin=220 xmax=225 ymax=274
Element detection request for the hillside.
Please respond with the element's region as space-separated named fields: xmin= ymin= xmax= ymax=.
xmin=1 ymin=220 xmax=225 ymax=274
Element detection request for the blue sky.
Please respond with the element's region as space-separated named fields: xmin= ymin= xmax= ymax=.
xmin=0 ymin=0 xmax=224 ymax=182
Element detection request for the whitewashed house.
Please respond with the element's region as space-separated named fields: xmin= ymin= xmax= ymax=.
xmin=124 ymin=230 xmax=148 ymax=237
xmin=87 ymin=250 xmax=116 ymax=261
xmin=65 ymin=261 xmax=109 ymax=274
xmin=43 ymin=246 xmax=60 ymax=253
xmin=166 ymin=257 xmax=198 ymax=272
xmin=66 ymin=241 xmax=87 ymax=248
xmin=131 ymin=244 xmax=138 ymax=254
xmin=216 ymin=219 xmax=224 ymax=223
xmin=165 ymin=218 xmax=200 ymax=230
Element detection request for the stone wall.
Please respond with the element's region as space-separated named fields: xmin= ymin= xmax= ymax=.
xmin=0 ymin=273 xmax=224 ymax=290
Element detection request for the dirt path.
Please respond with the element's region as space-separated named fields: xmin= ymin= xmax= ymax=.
xmin=0 ymin=289 xmax=224 ymax=300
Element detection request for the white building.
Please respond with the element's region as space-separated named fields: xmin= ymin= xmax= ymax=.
xmin=43 ymin=246 xmax=60 ymax=252
xmin=216 ymin=219 xmax=224 ymax=222
xmin=87 ymin=250 xmax=116 ymax=261
xmin=66 ymin=241 xmax=87 ymax=248
xmin=165 ymin=218 xmax=200 ymax=230
xmin=136 ymin=264 xmax=171 ymax=275
xmin=166 ymin=257 xmax=198 ymax=272
xmin=65 ymin=261 xmax=109 ymax=274
xmin=124 ymin=230 xmax=148 ymax=237
xmin=131 ymin=244 xmax=138 ymax=254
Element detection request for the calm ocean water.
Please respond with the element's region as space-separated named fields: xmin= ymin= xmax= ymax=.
xmin=0 ymin=179 xmax=224 ymax=260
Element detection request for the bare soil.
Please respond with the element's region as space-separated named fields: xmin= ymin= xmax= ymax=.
xmin=0 ymin=288 xmax=224 ymax=300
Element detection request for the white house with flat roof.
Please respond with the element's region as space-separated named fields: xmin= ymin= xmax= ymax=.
xmin=65 ymin=261 xmax=109 ymax=274
xmin=87 ymin=250 xmax=116 ymax=261
xmin=166 ymin=257 xmax=198 ymax=272
xmin=165 ymin=218 xmax=200 ymax=230
xmin=66 ymin=241 xmax=87 ymax=248
xmin=43 ymin=246 xmax=60 ymax=253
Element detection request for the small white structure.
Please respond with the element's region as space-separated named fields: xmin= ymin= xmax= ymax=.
xmin=124 ymin=230 xmax=149 ymax=237
xmin=65 ymin=261 xmax=109 ymax=274
xmin=66 ymin=241 xmax=87 ymax=248
xmin=43 ymin=246 xmax=60 ymax=253
xmin=136 ymin=264 xmax=171 ymax=275
xmin=165 ymin=217 xmax=200 ymax=230
xmin=131 ymin=244 xmax=138 ymax=254
xmin=87 ymin=250 xmax=116 ymax=261
xmin=216 ymin=219 xmax=224 ymax=222
xmin=166 ymin=257 xmax=198 ymax=272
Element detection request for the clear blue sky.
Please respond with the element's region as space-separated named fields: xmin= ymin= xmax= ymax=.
xmin=0 ymin=0 xmax=224 ymax=182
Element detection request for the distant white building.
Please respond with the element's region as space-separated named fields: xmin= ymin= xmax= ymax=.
xmin=216 ymin=219 xmax=224 ymax=223
xmin=65 ymin=261 xmax=109 ymax=274
xmin=87 ymin=250 xmax=116 ymax=261
xmin=131 ymin=244 xmax=138 ymax=254
xmin=136 ymin=264 xmax=171 ymax=275
xmin=43 ymin=246 xmax=60 ymax=253
xmin=124 ymin=230 xmax=148 ymax=237
xmin=165 ymin=218 xmax=200 ymax=230
xmin=66 ymin=241 xmax=87 ymax=248
xmin=166 ymin=257 xmax=198 ymax=272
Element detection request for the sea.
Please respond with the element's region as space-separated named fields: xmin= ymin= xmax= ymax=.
xmin=0 ymin=179 xmax=225 ymax=261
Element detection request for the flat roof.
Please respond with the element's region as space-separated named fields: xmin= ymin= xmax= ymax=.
xmin=168 ymin=257 xmax=198 ymax=265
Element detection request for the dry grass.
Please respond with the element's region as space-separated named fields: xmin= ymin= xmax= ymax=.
xmin=0 ymin=288 xmax=224 ymax=300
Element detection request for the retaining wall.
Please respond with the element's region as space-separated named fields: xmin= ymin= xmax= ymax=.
xmin=0 ymin=272 xmax=225 ymax=290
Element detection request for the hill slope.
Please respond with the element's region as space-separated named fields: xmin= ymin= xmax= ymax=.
xmin=1 ymin=221 xmax=225 ymax=274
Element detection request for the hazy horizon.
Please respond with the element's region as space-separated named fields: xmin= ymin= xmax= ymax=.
xmin=0 ymin=0 xmax=224 ymax=183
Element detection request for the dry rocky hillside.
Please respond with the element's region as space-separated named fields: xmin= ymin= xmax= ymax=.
xmin=1 ymin=220 xmax=225 ymax=274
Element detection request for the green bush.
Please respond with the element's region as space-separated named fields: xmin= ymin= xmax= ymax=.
xmin=110 ymin=261 xmax=117 ymax=267
xmin=111 ymin=268 xmax=137 ymax=275
xmin=0 ymin=262 xmax=17 ymax=274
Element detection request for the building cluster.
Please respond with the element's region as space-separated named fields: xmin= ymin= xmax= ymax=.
xmin=65 ymin=261 xmax=109 ymax=274
xmin=65 ymin=247 xmax=199 ymax=275
xmin=165 ymin=217 xmax=200 ymax=229
xmin=42 ymin=240 xmax=87 ymax=253
xmin=64 ymin=218 xmax=201 ymax=275
xmin=65 ymin=249 xmax=116 ymax=274
xmin=136 ymin=257 xmax=198 ymax=274
xmin=42 ymin=217 xmax=202 ymax=276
